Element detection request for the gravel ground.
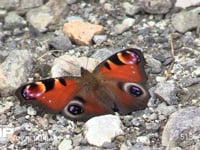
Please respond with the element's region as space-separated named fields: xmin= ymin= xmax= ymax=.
xmin=0 ymin=0 xmax=200 ymax=150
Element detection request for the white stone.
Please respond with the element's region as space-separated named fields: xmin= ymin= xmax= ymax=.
xmin=27 ymin=106 xmax=37 ymax=116
xmin=122 ymin=18 xmax=135 ymax=27
xmin=58 ymin=139 xmax=72 ymax=150
xmin=84 ymin=115 xmax=124 ymax=147
xmin=0 ymin=101 xmax=14 ymax=114
xmin=136 ymin=136 xmax=150 ymax=145
xmin=175 ymin=0 xmax=200 ymax=9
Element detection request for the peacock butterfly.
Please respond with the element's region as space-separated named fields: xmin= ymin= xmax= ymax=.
xmin=16 ymin=48 xmax=150 ymax=121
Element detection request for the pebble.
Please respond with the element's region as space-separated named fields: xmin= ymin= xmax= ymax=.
xmin=27 ymin=106 xmax=37 ymax=116
xmin=175 ymin=0 xmax=200 ymax=9
xmin=93 ymin=35 xmax=107 ymax=44
xmin=172 ymin=7 xmax=200 ymax=33
xmin=84 ymin=115 xmax=124 ymax=147
xmin=58 ymin=139 xmax=72 ymax=150
xmin=145 ymin=55 xmax=162 ymax=74
xmin=154 ymin=81 xmax=178 ymax=105
xmin=156 ymin=103 xmax=177 ymax=116
xmin=193 ymin=67 xmax=200 ymax=77
xmin=180 ymin=77 xmax=200 ymax=87
xmin=48 ymin=35 xmax=72 ymax=51
xmin=139 ymin=0 xmax=172 ymax=14
xmin=66 ymin=16 xmax=84 ymax=22
xmin=4 ymin=12 xmax=26 ymax=29
xmin=63 ymin=21 xmax=105 ymax=45
xmin=0 ymin=100 xmax=14 ymax=114
xmin=123 ymin=2 xmax=141 ymax=16
xmin=26 ymin=0 xmax=68 ymax=32
xmin=136 ymin=136 xmax=151 ymax=145
xmin=162 ymin=107 xmax=200 ymax=149
xmin=114 ymin=18 xmax=135 ymax=34
xmin=0 ymin=50 xmax=33 ymax=96
xmin=145 ymin=122 xmax=160 ymax=132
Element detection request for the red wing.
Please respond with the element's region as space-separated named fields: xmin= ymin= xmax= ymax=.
xmin=94 ymin=48 xmax=147 ymax=83
xmin=16 ymin=77 xmax=81 ymax=112
xmin=93 ymin=48 xmax=150 ymax=114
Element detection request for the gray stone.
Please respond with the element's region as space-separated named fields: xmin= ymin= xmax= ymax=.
xmin=145 ymin=55 xmax=162 ymax=74
xmin=156 ymin=103 xmax=177 ymax=116
xmin=93 ymin=35 xmax=107 ymax=44
xmin=154 ymin=81 xmax=178 ymax=105
xmin=140 ymin=0 xmax=172 ymax=14
xmin=66 ymin=16 xmax=84 ymax=22
xmin=114 ymin=18 xmax=135 ymax=34
xmin=0 ymin=50 xmax=33 ymax=96
xmin=48 ymin=35 xmax=72 ymax=51
xmin=172 ymin=8 xmax=200 ymax=33
xmin=180 ymin=77 xmax=200 ymax=87
xmin=4 ymin=12 xmax=26 ymax=29
xmin=146 ymin=122 xmax=161 ymax=132
xmin=0 ymin=0 xmax=20 ymax=10
xmin=26 ymin=0 xmax=68 ymax=32
xmin=123 ymin=2 xmax=141 ymax=16
xmin=162 ymin=107 xmax=200 ymax=149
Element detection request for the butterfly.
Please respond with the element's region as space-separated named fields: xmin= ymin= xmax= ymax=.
xmin=16 ymin=48 xmax=150 ymax=121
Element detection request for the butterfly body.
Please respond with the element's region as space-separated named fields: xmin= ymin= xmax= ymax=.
xmin=16 ymin=48 xmax=150 ymax=121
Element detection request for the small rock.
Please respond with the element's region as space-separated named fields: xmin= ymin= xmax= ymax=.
xmin=136 ymin=136 xmax=151 ymax=145
xmin=172 ymin=7 xmax=200 ymax=33
xmin=180 ymin=77 xmax=200 ymax=87
xmin=175 ymin=0 xmax=200 ymax=9
xmin=154 ymin=81 xmax=178 ymax=105
xmin=123 ymin=2 xmax=141 ymax=16
xmin=51 ymin=54 xmax=100 ymax=77
xmin=0 ymin=50 xmax=33 ymax=96
xmin=0 ymin=100 xmax=14 ymax=114
xmin=91 ymin=48 xmax=116 ymax=60
xmin=156 ymin=103 xmax=177 ymax=116
xmin=18 ymin=0 xmax=44 ymax=13
xmin=146 ymin=122 xmax=160 ymax=132
xmin=114 ymin=18 xmax=135 ymax=34
xmin=0 ymin=9 xmax=7 ymax=18
xmin=66 ymin=0 xmax=77 ymax=5
xmin=4 ymin=12 xmax=26 ymax=29
xmin=140 ymin=0 xmax=172 ymax=14
xmin=193 ymin=67 xmax=200 ymax=77
xmin=66 ymin=16 xmax=84 ymax=22
xmin=27 ymin=106 xmax=37 ymax=116
xmin=162 ymin=107 xmax=200 ymax=149
xmin=131 ymin=118 xmax=145 ymax=127
xmin=0 ymin=0 xmax=20 ymax=10
xmin=145 ymin=55 xmax=162 ymax=74
xmin=58 ymin=139 xmax=72 ymax=150
xmin=26 ymin=0 xmax=68 ymax=32
xmin=84 ymin=115 xmax=124 ymax=147
xmin=121 ymin=143 xmax=152 ymax=150
xmin=63 ymin=21 xmax=105 ymax=45
xmin=93 ymin=35 xmax=107 ymax=44
xmin=48 ymin=35 xmax=72 ymax=51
